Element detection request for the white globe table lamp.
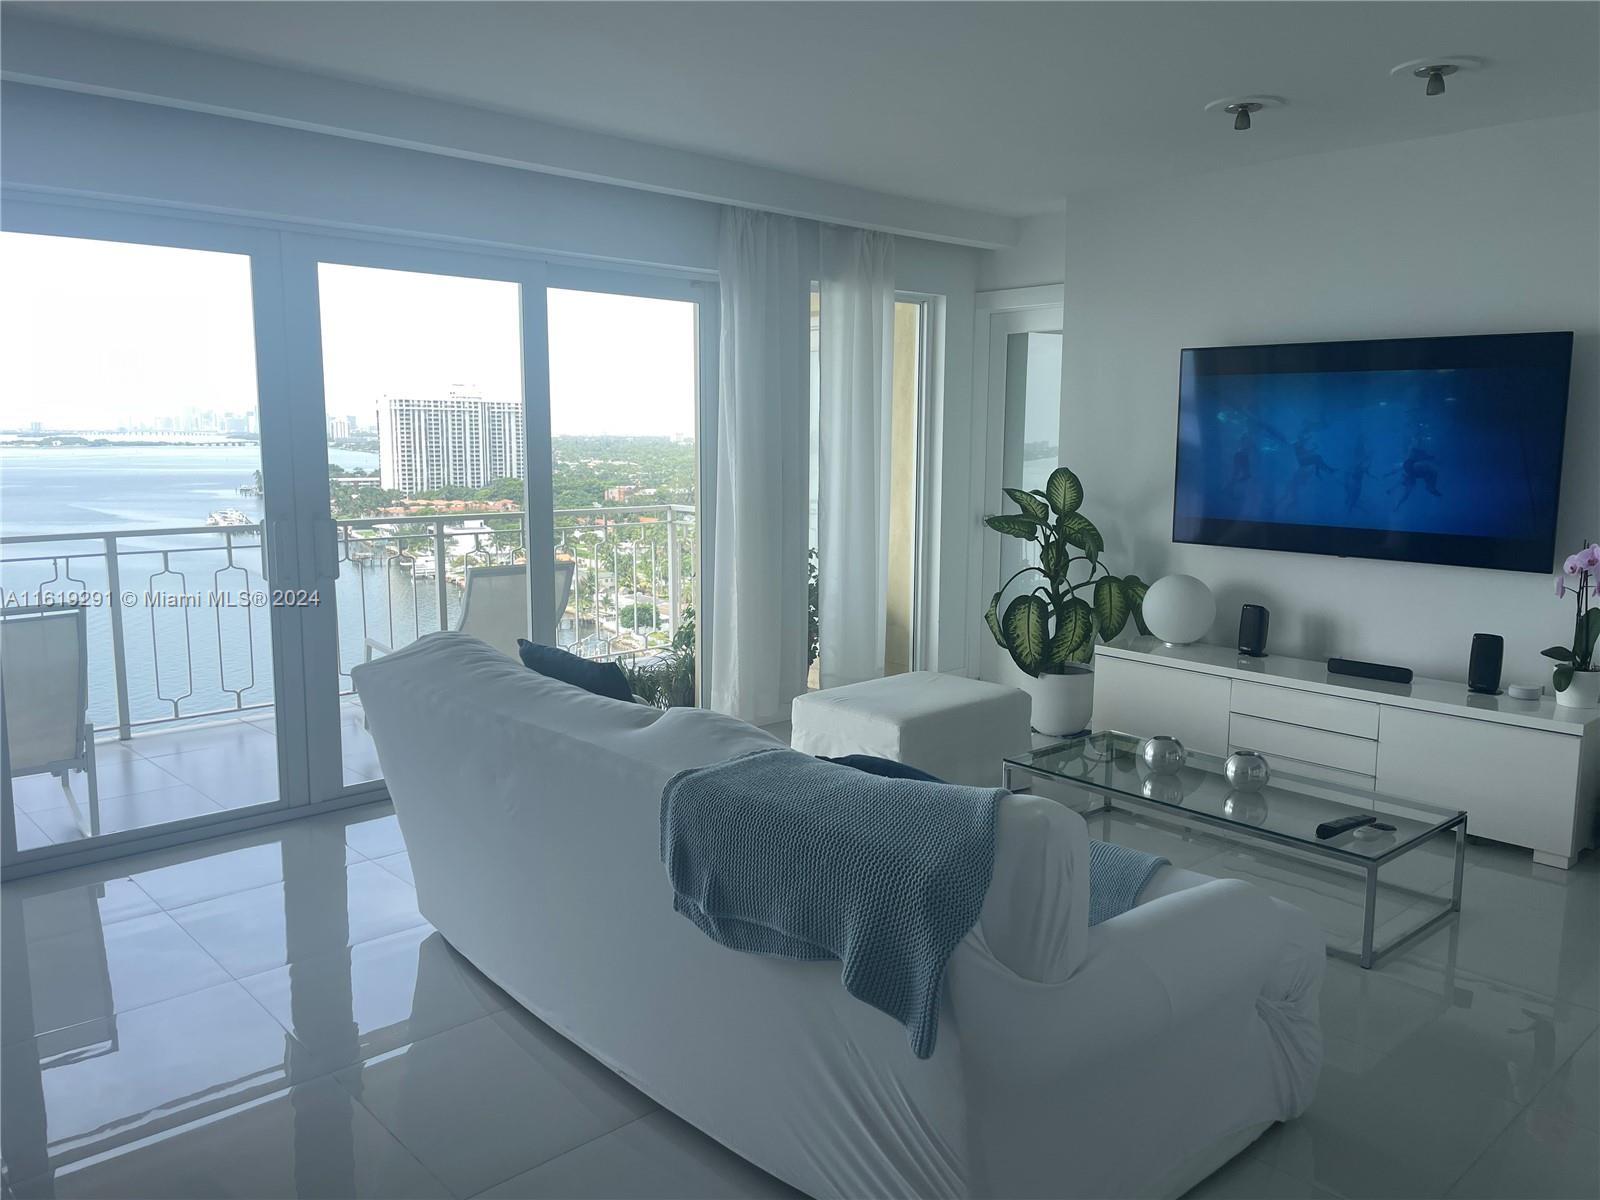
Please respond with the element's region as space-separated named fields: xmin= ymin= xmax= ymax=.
xmin=1142 ymin=574 xmax=1216 ymax=645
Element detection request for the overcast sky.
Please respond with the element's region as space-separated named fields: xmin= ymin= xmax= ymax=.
xmin=0 ymin=232 xmax=697 ymax=439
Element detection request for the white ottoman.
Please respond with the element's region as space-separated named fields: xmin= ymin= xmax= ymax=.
xmin=789 ymin=671 xmax=1032 ymax=788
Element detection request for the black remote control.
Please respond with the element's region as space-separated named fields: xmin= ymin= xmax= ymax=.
xmin=1316 ymin=814 xmax=1378 ymax=840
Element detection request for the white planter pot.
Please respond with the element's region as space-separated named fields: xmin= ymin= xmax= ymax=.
xmin=1556 ymin=668 xmax=1600 ymax=709
xmin=1024 ymin=664 xmax=1094 ymax=737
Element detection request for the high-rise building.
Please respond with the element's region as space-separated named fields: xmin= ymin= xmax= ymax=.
xmin=376 ymin=387 xmax=524 ymax=494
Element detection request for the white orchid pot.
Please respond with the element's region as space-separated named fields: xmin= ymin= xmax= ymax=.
xmin=1557 ymin=669 xmax=1600 ymax=709
xmin=1024 ymin=663 xmax=1094 ymax=737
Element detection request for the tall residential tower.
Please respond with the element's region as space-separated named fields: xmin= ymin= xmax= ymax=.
xmin=376 ymin=387 xmax=524 ymax=493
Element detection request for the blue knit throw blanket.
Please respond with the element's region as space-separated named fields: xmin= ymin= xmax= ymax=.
xmin=1086 ymin=840 xmax=1170 ymax=926
xmin=661 ymin=747 xmax=1001 ymax=1060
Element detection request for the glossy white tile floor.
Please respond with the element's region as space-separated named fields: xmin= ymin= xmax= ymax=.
xmin=2 ymin=801 xmax=1596 ymax=1199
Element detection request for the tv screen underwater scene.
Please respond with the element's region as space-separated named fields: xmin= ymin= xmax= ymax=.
xmin=1174 ymin=333 xmax=1572 ymax=572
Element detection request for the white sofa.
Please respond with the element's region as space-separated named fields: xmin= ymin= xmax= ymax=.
xmin=353 ymin=633 xmax=1324 ymax=1200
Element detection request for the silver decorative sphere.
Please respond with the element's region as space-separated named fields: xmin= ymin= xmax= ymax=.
xmin=1224 ymin=750 xmax=1271 ymax=792
xmin=1140 ymin=735 xmax=1187 ymax=775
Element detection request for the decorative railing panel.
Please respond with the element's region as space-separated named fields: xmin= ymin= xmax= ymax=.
xmin=0 ymin=504 xmax=696 ymax=737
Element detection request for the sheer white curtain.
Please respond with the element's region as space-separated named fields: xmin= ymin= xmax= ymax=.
xmin=709 ymin=208 xmax=811 ymax=726
xmin=817 ymin=226 xmax=895 ymax=689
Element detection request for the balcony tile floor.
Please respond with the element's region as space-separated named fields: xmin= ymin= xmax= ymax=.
xmin=9 ymin=699 xmax=381 ymax=852
xmin=2 ymin=798 xmax=1596 ymax=1198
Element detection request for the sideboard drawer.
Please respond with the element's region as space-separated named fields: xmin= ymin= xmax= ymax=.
xmin=1093 ymin=656 xmax=1231 ymax=757
xmin=1377 ymin=707 xmax=1583 ymax=855
xmin=1229 ymin=712 xmax=1379 ymax=775
xmin=1230 ymin=679 xmax=1379 ymax=739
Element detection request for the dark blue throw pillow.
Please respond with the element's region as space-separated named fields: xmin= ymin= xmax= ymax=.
xmin=821 ymin=754 xmax=945 ymax=783
xmin=516 ymin=639 xmax=635 ymax=704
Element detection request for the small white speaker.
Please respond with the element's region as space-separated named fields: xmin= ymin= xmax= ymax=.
xmin=1142 ymin=574 xmax=1216 ymax=645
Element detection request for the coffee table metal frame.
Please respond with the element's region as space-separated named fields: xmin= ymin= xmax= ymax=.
xmin=1003 ymin=733 xmax=1467 ymax=969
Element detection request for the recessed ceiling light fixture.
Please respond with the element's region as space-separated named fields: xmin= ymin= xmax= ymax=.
xmin=1390 ymin=56 xmax=1485 ymax=98
xmin=1226 ymin=102 xmax=1262 ymax=130
xmin=1417 ymin=64 xmax=1457 ymax=96
xmin=1203 ymin=95 xmax=1285 ymax=132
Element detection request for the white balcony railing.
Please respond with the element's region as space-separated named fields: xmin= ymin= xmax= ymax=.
xmin=0 ymin=504 xmax=695 ymax=739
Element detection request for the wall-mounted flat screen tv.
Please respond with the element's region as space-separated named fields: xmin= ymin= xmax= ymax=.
xmin=1173 ymin=332 xmax=1573 ymax=572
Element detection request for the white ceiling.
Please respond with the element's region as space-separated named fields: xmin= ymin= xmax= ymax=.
xmin=8 ymin=1 xmax=1598 ymax=217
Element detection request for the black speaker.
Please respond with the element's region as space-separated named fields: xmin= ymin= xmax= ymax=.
xmin=1328 ymin=657 xmax=1414 ymax=685
xmin=1468 ymin=633 xmax=1504 ymax=695
xmin=1237 ymin=604 xmax=1270 ymax=657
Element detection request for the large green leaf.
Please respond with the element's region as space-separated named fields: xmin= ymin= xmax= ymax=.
xmin=1542 ymin=645 xmax=1577 ymax=662
xmin=1058 ymin=512 xmax=1104 ymax=563
xmin=1123 ymin=573 xmax=1151 ymax=636
xmin=1093 ymin=576 xmax=1131 ymax=640
xmin=1045 ymin=596 xmax=1094 ymax=667
xmin=1004 ymin=488 xmax=1051 ymax=523
xmin=1002 ymin=594 xmax=1051 ymax=676
xmin=1044 ymin=467 xmax=1084 ymax=516
xmin=1554 ymin=663 xmax=1575 ymax=692
xmin=984 ymin=514 xmax=1041 ymax=539
xmin=984 ymin=592 xmax=1005 ymax=648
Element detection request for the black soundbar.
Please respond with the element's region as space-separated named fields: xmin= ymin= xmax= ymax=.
xmin=1327 ymin=657 xmax=1413 ymax=685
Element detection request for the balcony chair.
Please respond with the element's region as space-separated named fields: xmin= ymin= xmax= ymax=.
xmin=1 ymin=603 xmax=101 ymax=839
xmin=364 ymin=560 xmax=576 ymax=664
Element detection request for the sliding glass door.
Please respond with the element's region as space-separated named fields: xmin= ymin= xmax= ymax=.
xmin=544 ymin=271 xmax=712 ymax=707
xmin=1 ymin=205 xmax=305 ymax=869
xmin=2 ymin=206 xmax=717 ymax=863
xmin=286 ymin=247 xmax=717 ymax=803
xmin=280 ymin=235 xmax=549 ymax=803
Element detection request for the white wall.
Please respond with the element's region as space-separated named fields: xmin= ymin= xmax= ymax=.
xmin=0 ymin=10 xmax=1017 ymax=249
xmin=1061 ymin=111 xmax=1600 ymax=687
xmin=0 ymin=83 xmax=722 ymax=272
xmin=978 ymin=211 xmax=1066 ymax=292
xmin=1 ymin=81 xmax=988 ymax=674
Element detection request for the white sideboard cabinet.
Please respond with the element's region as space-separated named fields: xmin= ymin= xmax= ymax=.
xmin=1093 ymin=639 xmax=1600 ymax=868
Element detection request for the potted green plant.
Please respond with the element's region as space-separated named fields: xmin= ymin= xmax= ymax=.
xmin=1545 ymin=542 xmax=1600 ymax=708
xmin=983 ymin=467 xmax=1148 ymax=735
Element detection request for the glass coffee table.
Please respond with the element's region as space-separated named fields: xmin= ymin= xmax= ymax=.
xmin=1004 ymin=731 xmax=1467 ymax=968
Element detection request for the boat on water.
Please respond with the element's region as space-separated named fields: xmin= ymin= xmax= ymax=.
xmin=207 ymin=507 xmax=251 ymax=527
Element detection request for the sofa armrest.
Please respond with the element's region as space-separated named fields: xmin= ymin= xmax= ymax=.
xmin=957 ymin=877 xmax=1321 ymax=1079
xmin=1079 ymin=878 xmax=1315 ymax=1019
xmin=951 ymin=879 xmax=1325 ymax=1199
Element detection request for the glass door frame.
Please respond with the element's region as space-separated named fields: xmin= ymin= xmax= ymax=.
xmin=0 ymin=196 xmax=721 ymax=868
xmin=971 ymin=285 xmax=1065 ymax=682
xmin=0 ymin=198 xmax=311 ymax=874
xmin=279 ymin=232 xmax=553 ymax=805
xmin=283 ymin=243 xmax=721 ymax=804
xmin=544 ymin=263 xmax=719 ymax=706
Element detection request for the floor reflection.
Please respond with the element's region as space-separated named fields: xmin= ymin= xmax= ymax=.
xmin=0 ymin=808 xmax=417 ymax=1193
xmin=2 ymin=802 xmax=1594 ymax=1199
